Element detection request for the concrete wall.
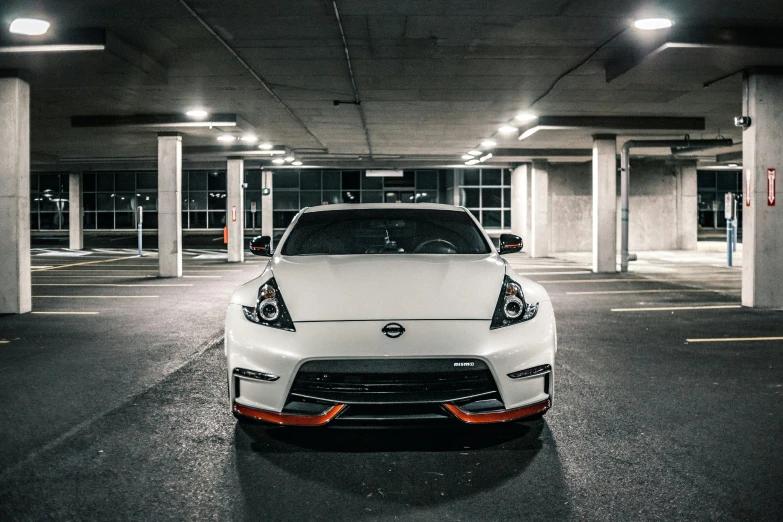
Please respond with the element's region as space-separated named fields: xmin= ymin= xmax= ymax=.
xmin=547 ymin=159 xmax=697 ymax=253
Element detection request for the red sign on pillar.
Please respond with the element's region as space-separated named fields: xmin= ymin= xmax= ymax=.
xmin=769 ymin=169 xmax=777 ymax=206
xmin=232 ymin=206 xmax=237 ymax=222
xmin=746 ymin=170 xmax=751 ymax=207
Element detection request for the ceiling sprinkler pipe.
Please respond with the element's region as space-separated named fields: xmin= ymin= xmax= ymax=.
xmin=619 ymin=138 xmax=733 ymax=272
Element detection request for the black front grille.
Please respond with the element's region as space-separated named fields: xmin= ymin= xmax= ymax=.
xmin=289 ymin=358 xmax=500 ymax=404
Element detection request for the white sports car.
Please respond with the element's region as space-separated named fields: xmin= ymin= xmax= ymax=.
xmin=225 ymin=203 xmax=556 ymax=427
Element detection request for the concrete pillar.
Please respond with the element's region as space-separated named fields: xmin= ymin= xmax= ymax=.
xmin=68 ymin=172 xmax=83 ymax=250
xmin=741 ymin=72 xmax=783 ymax=308
xmin=592 ymin=135 xmax=617 ymax=272
xmin=676 ymin=161 xmax=698 ymax=250
xmin=157 ymin=133 xmax=182 ymax=277
xmin=227 ymin=158 xmax=244 ymax=263
xmin=261 ymin=170 xmax=273 ymax=240
xmin=530 ymin=159 xmax=549 ymax=258
xmin=0 ymin=75 xmax=31 ymax=314
xmin=510 ymin=164 xmax=529 ymax=245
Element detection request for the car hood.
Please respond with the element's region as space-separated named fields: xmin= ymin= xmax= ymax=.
xmin=270 ymin=254 xmax=506 ymax=321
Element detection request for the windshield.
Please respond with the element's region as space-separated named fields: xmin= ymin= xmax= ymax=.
xmin=280 ymin=208 xmax=491 ymax=256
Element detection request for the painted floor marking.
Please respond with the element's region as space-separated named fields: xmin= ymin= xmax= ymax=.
xmin=183 ymin=275 xmax=222 ymax=279
xmin=612 ymin=305 xmax=742 ymax=312
xmin=32 ymin=284 xmax=193 ymax=287
xmin=540 ymin=278 xmax=645 ymax=284
xmin=31 ymin=311 xmax=100 ymax=315
xmin=686 ymin=337 xmax=783 ymax=343
xmin=32 ymin=256 xmax=136 ymax=272
xmin=519 ymin=271 xmax=592 ymax=276
xmin=568 ymin=289 xmax=720 ymax=295
xmin=32 ymin=275 xmax=158 ymax=279
xmin=0 ymin=340 xmax=9 ymax=344
xmin=33 ymin=295 xmax=160 ymax=299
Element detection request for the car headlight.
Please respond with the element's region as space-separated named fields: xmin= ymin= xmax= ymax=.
xmin=490 ymin=275 xmax=539 ymax=330
xmin=242 ymin=277 xmax=296 ymax=332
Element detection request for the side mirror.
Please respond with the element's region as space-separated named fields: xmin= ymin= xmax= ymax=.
xmin=498 ymin=233 xmax=523 ymax=255
xmin=249 ymin=235 xmax=273 ymax=257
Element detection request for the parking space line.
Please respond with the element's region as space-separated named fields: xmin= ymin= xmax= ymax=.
xmin=32 ymin=284 xmax=193 ymax=287
xmin=31 ymin=311 xmax=100 ymax=315
xmin=183 ymin=275 xmax=222 ymax=279
xmin=568 ymin=289 xmax=720 ymax=295
xmin=32 ymin=256 xmax=136 ymax=272
xmin=519 ymin=271 xmax=592 ymax=275
xmin=540 ymin=278 xmax=644 ymax=284
xmin=0 ymin=340 xmax=9 ymax=344
xmin=686 ymin=337 xmax=783 ymax=343
xmin=611 ymin=305 xmax=742 ymax=312
xmin=33 ymin=295 xmax=160 ymax=299
xmin=32 ymin=275 xmax=158 ymax=279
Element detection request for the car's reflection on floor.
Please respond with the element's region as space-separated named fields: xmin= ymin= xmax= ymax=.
xmin=233 ymin=420 xmax=572 ymax=520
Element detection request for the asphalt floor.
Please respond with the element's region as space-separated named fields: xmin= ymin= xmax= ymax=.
xmin=1 ymin=248 xmax=781 ymax=521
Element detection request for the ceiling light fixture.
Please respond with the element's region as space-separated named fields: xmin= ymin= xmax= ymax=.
xmin=292 ymin=160 xmax=303 ymax=166
xmin=185 ymin=109 xmax=208 ymax=118
xmin=480 ymin=153 xmax=493 ymax=162
xmin=515 ymin=112 xmax=537 ymax=122
xmin=272 ymin=158 xmax=286 ymax=165
xmin=728 ymin=163 xmax=739 ymax=167
xmin=217 ymin=134 xmax=236 ymax=142
xmin=633 ymin=18 xmax=673 ymax=30
xmin=480 ymin=140 xmax=497 ymax=148
xmin=462 ymin=154 xmax=474 ymax=160
xmin=468 ymin=150 xmax=482 ymax=156
xmin=240 ymin=135 xmax=257 ymax=143
xmin=498 ymin=125 xmax=518 ymax=133
xmin=9 ymin=18 xmax=50 ymax=36
xmin=465 ymin=159 xmax=480 ymax=165
xmin=258 ymin=142 xmax=273 ymax=150
xmin=284 ymin=155 xmax=295 ymax=163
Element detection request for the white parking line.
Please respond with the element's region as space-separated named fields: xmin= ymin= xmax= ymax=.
xmin=0 ymin=340 xmax=9 ymax=344
xmin=519 ymin=271 xmax=592 ymax=276
xmin=32 ymin=284 xmax=193 ymax=287
xmin=33 ymin=295 xmax=160 ymax=299
xmin=183 ymin=275 xmax=222 ymax=279
xmin=568 ymin=289 xmax=720 ymax=295
xmin=611 ymin=305 xmax=742 ymax=312
xmin=540 ymin=279 xmax=642 ymax=284
xmin=686 ymin=337 xmax=783 ymax=343
xmin=32 ymin=275 xmax=158 ymax=279
xmin=31 ymin=311 xmax=100 ymax=315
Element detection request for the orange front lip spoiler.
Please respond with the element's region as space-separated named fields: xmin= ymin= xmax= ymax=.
xmin=234 ymin=403 xmax=346 ymax=426
xmin=444 ymin=399 xmax=551 ymax=424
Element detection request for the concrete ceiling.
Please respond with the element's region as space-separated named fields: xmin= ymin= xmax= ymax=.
xmin=2 ymin=0 xmax=783 ymax=168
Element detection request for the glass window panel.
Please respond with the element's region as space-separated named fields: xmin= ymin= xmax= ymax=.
xmin=416 ymin=170 xmax=438 ymax=189
xmin=361 ymin=191 xmax=383 ymax=203
xmin=361 ymin=174 xmax=382 ymax=190
xmin=39 ymin=212 xmax=61 ymax=230
xmin=29 ymin=196 xmax=39 ymax=213
xmin=136 ymin=171 xmax=157 ymax=190
xmin=469 ymin=208 xmax=481 ymax=222
xmin=503 ymin=188 xmax=511 ymax=208
xmin=482 ymin=188 xmax=502 ymax=208
xmin=208 ymin=171 xmax=227 ymax=191
xmin=83 ymin=212 xmax=96 ymax=230
xmin=342 ymin=171 xmax=360 ymax=190
xmin=483 ymin=210 xmax=501 ymax=229
xmin=698 ymin=211 xmax=715 ymax=228
xmin=189 ymin=171 xmax=207 ymax=190
xmin=463 ymin=170 xmax=480 ymax=186
xmin=188 ymin=192 xmax=208 ymax=211
xmin=208 ymin=192 xmax=227 ymax=210
xmin=181 ymin=212 xmax=188 ymax=228
xmin=461 ymin=188 xmax=480 ymax=208
xmin=143 ymin=212 xmax=158 ymax=229
xmin=189 ymin=212 xmax=207 ymax=229
xmin=273 ymin=191 xmax=299 ymax=210
xmin=415 ymin=192 xmax=435 ymax=203
xmin=323 ymin=171 xmax=340 ymax=190
xmin=273 ymin=211 xmax=298 ymax=229
xmin=300 ymin=191 xmax=322 ymax=207
xmin=698 ymin=191 xmax=716 ymax=211
xmin=39 ymin=174 xmax=60 ymax=192
xmin=83 ymin=193 xmax=96 ymax=211
xmin=96 ymin=173 xmax=114 ymax=192
xmin=503 ymin=210 xmax=511 ymax=229
xmin=115 ymin=212 xmax=134 ymax=229
xmin=209 ymin=212 xmax=226 ymax=228
xmin=244 ymin=191 xmax=261 ymax=213
xmin=39 ymin=195 xmax=59 ymax=212
xmin=502 ymin=169 xmax=510 ymax=186
xmin=717 ymin=171 xmax=739 ymax=191
xmin=61 ymin=212 xmax=69 ymax=228
xmin=300 ymin=170 xmax=321 ymax=190
xmin=697 ymin=171 xmax=716 ymax=189
xmin=30 ymin=174 xmax=38 ymax=192
xmin=342 ymin=191 xmax=359 ymax=203
xmin=275 ymin=172 xmax=299 ymax=189
xmin=245 ymin=170 xmax=262 ymax=190
xmin=115 ymin=172 xmax=135 ymax=191
xmin=140 ymin=194 xmax=157 ymax=211
xmin=384 ymin=171 xmax=415 ymax=188
xmin=97 ymin=193 xmax=115 ymax=211
xmin=322 ymin=190 xmax=341 ymax=205
xmin=83 ymin=172 xmax=96 ymax=192
xmin=97 ymin=213 xmax=114 ymax=229
xmin=30 ymin=213 xmax=39 ymax=230
xmin=482 ymin=169 xmax=502 ymax=186
xmin=115 ymin=193 xmax=136 ymax=211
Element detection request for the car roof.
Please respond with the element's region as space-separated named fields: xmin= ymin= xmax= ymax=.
xmin=301 ymin=203 xmax=465 ymax=213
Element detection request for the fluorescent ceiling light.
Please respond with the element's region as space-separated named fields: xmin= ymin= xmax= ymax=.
xmin=292 ymin=160 xmax=303 ymax=166
xmin=284 ymin=155 xmax=295 ymax=163
xmin=0 ymin=43 xmax=105 ymax=53
xmin=217 ymin=134 xmax=236 ymax=142
xmin=633 ymin=18 xmax=673 ymax=30
xmin=515 ymin=112 xmax=537 ymax=122
xmin=462 ymin=154 xmax=474 ymax=160
xmin=498 ymin=125 xmax=518 ymax=133
xmin=728 ymin=163 xmax=738 ymax=167
xmin=9 ymin=18 xmax=50 ymax=36
xmin=480 ymin=140 xmax=497 ymax=148
xmin=186 ymin=109 xmax=208 ymax=118
xmin=272 ymin=158 xmax=286 ymax=164
xmin=468 ymin=150 xmax=482 ymax=156
xmin=480 ymin=153 xmax=493 ymax=162
xmin=367 ymin=170 xmax=404 ymax=177
xmin=465 ymin=159 xmax=480 ymax=165
xmin=258 ymin=142 xmax=273 ymax=150
xmin=240 ymin=135 xmax=257 ymax=143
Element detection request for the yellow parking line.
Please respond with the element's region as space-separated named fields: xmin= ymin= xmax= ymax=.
xmin=31 ymin=311 xmax=100 ymax=315
xmin=686 ymin=337 xmax=783 ymax=343
xmin=32 ymin=284 xmax=193 ymax=287
xmin=33 ymin=295 xmax=160 ymax=299
xmin=32 ymin=256 xmax=136 ymax=272
xmin=568 ymin=290 xmax=719 ymax=295
xmin=612 ymin=305 xmax=742 ymax=312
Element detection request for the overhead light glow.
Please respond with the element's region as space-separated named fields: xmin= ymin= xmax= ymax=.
xmin=465 ymin=159 xmax=480 ymax=165
xmin=258 ymin=142 xmax=273 ymax=150
xmin=462 ymin=154 xmax=474 ymax=160
xmin=515 ymin=112 xmax=537 ymax=122
xmin=292 ymin=160 xmax=303 ymax=166
xmin=498 ymin=125 xmax=518 ymax=133
xmin=468 ymin=150 xmax=482 ymax=156
xmin=217 ymin=134 xmax=236 ymax=142
xmin=480 ymin=140 xmax=497 ymax=148
xmin=9 ymin=18 xmax=50 ymax=36
xmin=272 ymin=158 xmax=286 ymax=164
xmin=240 ymin=135 xmax=257 ymax=143
xmin=480 ymin=153 xmax=493 ymax=162
xmin=633 ymin=18 xmax=673 ymax=30
xmin=284 ymin=155 xmax=295 ymax=163
xmin=728 ymin=163 xmax=738 ymax=167
xmin=185 ymin=109 xmax=208 ymax=118
xmin=0 ymin=43 xmax=105 ymax=53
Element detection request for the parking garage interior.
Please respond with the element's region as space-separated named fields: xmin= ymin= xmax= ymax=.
xmin=1 ymin=1 xmax=782 ymax=520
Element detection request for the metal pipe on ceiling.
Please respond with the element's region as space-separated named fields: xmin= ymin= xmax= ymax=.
xmin=619 ymin=138 xmax=733 ymax=272
xmin=331 ymin=0 xmax=373 ymax=158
